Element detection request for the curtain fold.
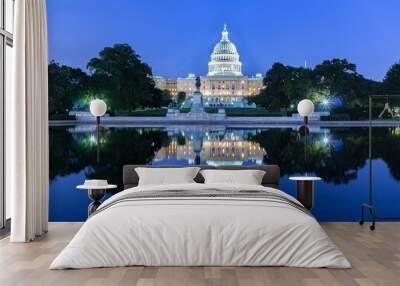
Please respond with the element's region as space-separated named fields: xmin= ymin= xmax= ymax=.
xmin=9 ymin=0 xmax=49 ymax=242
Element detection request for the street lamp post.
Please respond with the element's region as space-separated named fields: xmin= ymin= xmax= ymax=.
xmin=297 ymin=99 xmax=315 ymax=174
xmin=90 ymin=99 xmax=107 ymax=162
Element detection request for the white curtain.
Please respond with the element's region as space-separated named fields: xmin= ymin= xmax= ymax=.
xmin=9 ymin=0 xmax=49 ymax=242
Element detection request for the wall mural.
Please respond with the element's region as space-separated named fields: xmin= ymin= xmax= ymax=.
xmin=47 ymin=2 xmax=400 ymax=222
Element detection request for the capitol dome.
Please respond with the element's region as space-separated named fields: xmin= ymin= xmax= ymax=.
xmin=208 ymin=25 xmax=242 ymax=76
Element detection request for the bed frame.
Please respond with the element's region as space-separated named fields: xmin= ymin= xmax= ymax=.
xmin=123 ymin=165 xmax=280 ymax=190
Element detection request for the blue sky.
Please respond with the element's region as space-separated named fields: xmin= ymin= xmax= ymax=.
xmin=47 ymin=0 xmax=400 ymax=81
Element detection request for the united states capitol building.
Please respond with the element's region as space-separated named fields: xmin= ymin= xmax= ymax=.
xmin=153 ymin=25 xmax=264 ymax=108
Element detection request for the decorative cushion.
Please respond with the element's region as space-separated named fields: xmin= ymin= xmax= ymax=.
xmin=135 ymin=167 xmax=201 ymax=186
xmin=200 ymin=169 xmax=266 ymax=185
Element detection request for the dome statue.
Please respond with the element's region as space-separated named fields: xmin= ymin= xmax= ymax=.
xmin=207 ymin=24 xmax=243 ymax=76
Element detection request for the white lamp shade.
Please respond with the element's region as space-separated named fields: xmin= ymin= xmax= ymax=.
xmin=297 ymin=99 xmax=315 ymax=117
xmin=90 ymin=99 xmax=107 ymax=117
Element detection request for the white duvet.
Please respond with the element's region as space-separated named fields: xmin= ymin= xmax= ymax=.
xmin=50 ymin=183 xmax=351 ymax=269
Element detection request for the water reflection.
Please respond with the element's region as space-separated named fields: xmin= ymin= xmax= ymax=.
xmin=49 ymin=125 xmax=400 ymax=222
xmin=50 ymin=125 xmax=400 ymax=185
xmin=153 ymin=126 xmax=266 ymax=166
xmin=50 ymin=126 xmax=170 ymax=190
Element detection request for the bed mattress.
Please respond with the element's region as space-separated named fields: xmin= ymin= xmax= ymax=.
xmin=50 ymin=183 xmax=350 ymax=269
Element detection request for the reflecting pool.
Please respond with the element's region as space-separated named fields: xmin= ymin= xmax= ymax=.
xmin=49 ymin=124 xmax=400 ymax=222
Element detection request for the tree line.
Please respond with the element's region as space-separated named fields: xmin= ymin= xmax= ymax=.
xmin=48 ymin=42 xmax=400 ymax=119
xmin=48 ymin=43 xmax=172 ymax=119
xmin=249 ymin=59 xmax=400 ymax=119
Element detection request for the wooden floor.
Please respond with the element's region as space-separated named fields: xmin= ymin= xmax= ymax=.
xmin=0 ymin=222 xmax=399 ymax=286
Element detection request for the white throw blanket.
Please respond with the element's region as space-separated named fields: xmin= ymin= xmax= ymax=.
xmin=50 ymin=183 xmax=351 ymax=269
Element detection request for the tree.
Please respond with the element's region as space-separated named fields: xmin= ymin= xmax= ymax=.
xmin=313 ymin=58 xmax=381 ymax=108
xmin=381 ymin=62 xmax=400 ymax=94
xmin=249 ymin=63 xmax=314 ymax=111
xmin=48 ymin=61 xmax=89 ymax=117
xmin=177 ymin=91 xmax=186 ymax=107
xmin=251 ymin=59 xmax=382 ymax=115
xmin=87 ymin=43 xmax=168 ymax=112
xmin=151 ymin=89 xmax=172 ymax=108
xmin=249 ymin=63 xmax=290 ymax=110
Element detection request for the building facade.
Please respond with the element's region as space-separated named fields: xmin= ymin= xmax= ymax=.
xmin=154 ymin=25 xmax=264 ymax=108
xmin=153 ymin=76 xmax=178 ymax=96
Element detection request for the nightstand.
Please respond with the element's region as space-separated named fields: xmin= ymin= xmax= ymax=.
xmin=77 ymin=183 xmax=117 ymax=216
xmin=289 ymin=176 xmax=321 ymax=210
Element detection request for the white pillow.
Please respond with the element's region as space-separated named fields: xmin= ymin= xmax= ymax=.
xmin=135 ymin=167 xmax=201 ymax=186
xmin=200 ymin=169 xmax=266 ymax=185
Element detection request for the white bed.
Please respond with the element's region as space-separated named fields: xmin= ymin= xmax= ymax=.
xmin=50 ymin=182 xmax=350 ymax=269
